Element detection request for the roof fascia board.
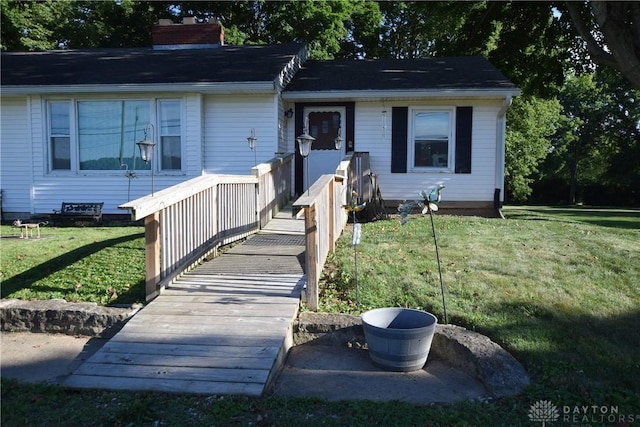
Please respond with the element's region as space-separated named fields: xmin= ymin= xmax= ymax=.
xmin=274 ymin=45 xmax=309 ymax=92
xmin=282 ymin=88 xmax=521 ymax=101
xmin=1 ymin=82 xmax=277 ymax=96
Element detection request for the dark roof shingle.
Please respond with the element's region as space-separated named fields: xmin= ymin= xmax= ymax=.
xmin=284 ymin=57 xmax=517 ymax=92
xmin=1 ymin=43 xmax=305 ymax=86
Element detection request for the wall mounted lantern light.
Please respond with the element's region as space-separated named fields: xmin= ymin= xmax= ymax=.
xmin=334 ymin=127 xmax=343 ymax=170
xmin=136 ymin=123 xmax=156 ymax=196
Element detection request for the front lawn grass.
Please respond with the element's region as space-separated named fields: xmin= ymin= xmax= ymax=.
xmin=1 ymin=206 xmax=639 ymax=426
xmin=0 ymin=224 xmax=145 ymax=305
xmin=320 ymin=206 xmax=640 ymax=397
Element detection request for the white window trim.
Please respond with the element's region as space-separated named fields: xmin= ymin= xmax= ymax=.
xmin=157 ymin=98 xmax=185 ymax=174
xmin=408 ymin=106 xmax=456 ymax=173
xmin=46 ymin=99 xmax=74 ymax=173
xmin=45 ymin=97 xmax=185 ymax=175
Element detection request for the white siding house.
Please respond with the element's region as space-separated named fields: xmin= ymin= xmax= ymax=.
xmin=282 ymin=58 xmax=520 ymax=209
xmin=1 ymin=20 xmax=518 ymax=220
xmin=0 ymin=21 xmax=307 ymax=219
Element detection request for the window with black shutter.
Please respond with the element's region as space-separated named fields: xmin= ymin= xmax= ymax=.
xmin=391 ymin=106 xmax=472 ymax=174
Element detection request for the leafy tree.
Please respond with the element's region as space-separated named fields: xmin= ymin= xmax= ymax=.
xmin=172 ymin=0 xmax=377 ymax=59
xmin=1 ymin=0 xmax=75 ymax=50
xmin=565 ymin=1 xmax=640 ymax=90
xmin=376 ymin=1 xmax=475 ymax=59
xmin=505 ymin=96 xmax=563 ymax=202
xmin=554 ymin=74 xmax=610 ymax=204
xmin=542 ymin=71 xmax=638 ymax=204
xmin=449 ymin=1 xmax=573 ymax=98
xmin=58 ymin=0 xmax=164 ymax=49
xmin=372 ymin=2 xmax=574 ymax=98
xmin=1 ymin=0 xmax=166 ymax=50
xmin=599 ymin=70 xmax=640 ymax=192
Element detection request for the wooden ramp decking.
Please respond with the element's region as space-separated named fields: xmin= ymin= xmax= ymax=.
xmin=64 ymin=208 xmax=305 ymax=396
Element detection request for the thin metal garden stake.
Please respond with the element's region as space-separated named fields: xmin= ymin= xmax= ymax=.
xmin=398 ymin=185 xmax=447 ymax=323
xmin=345 ymin=190 xmax=366 ymax=307
xmin=353 ymin=211 xmax=360 ymax=305
xmin=428 ymin=206 xmax=448 ymax=324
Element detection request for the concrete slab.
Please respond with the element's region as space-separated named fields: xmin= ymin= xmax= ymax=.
xmin=1 ymin=332 xmax=106 ymax=384
xmin=1 ymin=332 xmax=487 ymax=406
xmin=270 ymin=343 xmax=487 ymax=404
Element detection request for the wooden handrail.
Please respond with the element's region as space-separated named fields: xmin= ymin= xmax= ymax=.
xmin=119 ymin=153 xmax=294 ymax=301
xmin=292 ymin=152 xmax=371 ymax=310
xmin=252 ymin=153 xmax=293 ymax=228
xmin=293 ymin=174 xmax=349 ymax=310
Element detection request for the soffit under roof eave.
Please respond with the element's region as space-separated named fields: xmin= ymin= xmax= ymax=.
xmin=1 ymin=82 xmax=277 ymax=96
xmin=282 ymin=88 xmax=521 ymax=102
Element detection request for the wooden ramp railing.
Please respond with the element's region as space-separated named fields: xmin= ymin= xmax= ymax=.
xmin=119 ymin=153 xmax=293 ymax=301
xmin=293 ymin=152 xmax=370 ymax=310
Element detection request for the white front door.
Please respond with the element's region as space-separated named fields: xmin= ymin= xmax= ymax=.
xmin=303 ymin=107 xmax=346 ymax=191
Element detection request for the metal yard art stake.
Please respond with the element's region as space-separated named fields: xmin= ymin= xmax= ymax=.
xmin=344 ymin=190 xmax=366 ymax=306
xmin=398 ymin=185 xmax=448 ymax=324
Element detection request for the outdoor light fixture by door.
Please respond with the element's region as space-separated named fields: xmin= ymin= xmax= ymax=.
xmin=247 ymin=128 xmax=258 ymax=167
xmin=334 ymin=127 xmax=343 ymax=170
xmin=136 ymin=123 xmax=156 ymax=196
xmin=334 ymin=127 xmax=343 ymax=151
xmin=296 ymin=121 xmax=315 ymax=195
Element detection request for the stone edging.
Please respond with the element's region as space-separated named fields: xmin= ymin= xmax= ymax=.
xmin=0 ymin=299 xmax=140 ymax=338
xmin=295 ymin=311 xmax=530 ymax=398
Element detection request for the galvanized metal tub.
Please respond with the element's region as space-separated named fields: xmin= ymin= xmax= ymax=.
xmin=361 ymin=307 xmax=437 ymax=372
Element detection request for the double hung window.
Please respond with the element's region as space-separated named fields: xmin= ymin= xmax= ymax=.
xmin=49 ymin=101 xmax=71 ymax=170
xmin=411 ymin=109 xmax=453 ymax=170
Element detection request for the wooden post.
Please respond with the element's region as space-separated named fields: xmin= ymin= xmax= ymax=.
xmin=328 ymin=178 xmax=335 ymax=252
xmin=305 ymin=204 xmax=318 ymax=311
xmin=145 ymin=212 xmax=161 ymax=302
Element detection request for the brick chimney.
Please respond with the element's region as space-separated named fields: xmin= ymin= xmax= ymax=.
xmin=152 ymin=18 xmax=224 ymax=50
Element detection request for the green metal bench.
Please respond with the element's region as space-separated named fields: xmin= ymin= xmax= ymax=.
xmin=52 ymin=202 xmax=104 ymax=224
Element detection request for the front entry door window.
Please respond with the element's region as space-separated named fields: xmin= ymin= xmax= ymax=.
xmin=308 ymin=111 xmax=341 ymax=150
xmin=303 ymin=107 xmax=346 ymax=191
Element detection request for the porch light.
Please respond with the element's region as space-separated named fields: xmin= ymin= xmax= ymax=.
xmin=247 ymin=128 xmax=257 ymax=166
xmin=296 ymin=130 xmax=314 ymax=158
xmin=136 ymin=139 xmax=155 ymax=163
xmin=136 ymin=123 xmax=156 ymax=196
xmin=296 ymin=122 xmax=315 ymax=194
xmin=136 ymin=123 xmax=156 ymax=163
xmin=247 ymin=128 xmax=257 ymax=150
xmin=334 ymin=127 xmax=343 ymax=150
xmin=334 ymin=127 xmax=343 ymax=170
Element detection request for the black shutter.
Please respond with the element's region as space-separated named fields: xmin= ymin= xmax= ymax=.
xmin=391 ymin=107 xmax=408 ymax=173
xmin=455 ymin=106 xmax=472 ymax=174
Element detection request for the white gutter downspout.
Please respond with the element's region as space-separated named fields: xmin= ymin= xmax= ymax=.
xmin=495 ymin=94 xmax=513 ymax=219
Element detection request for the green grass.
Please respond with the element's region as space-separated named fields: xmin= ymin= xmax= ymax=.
xmin=319 ymin=207 xmax=640 ymax=395
xmin=1 ymin=225 xmax=145 ymax=305
xmin=1 ymin=207 xmax=639 ymax=426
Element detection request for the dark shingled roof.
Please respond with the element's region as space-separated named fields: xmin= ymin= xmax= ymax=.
xmin=284 ymin=57 xmax=517 ymax=92
xmin=1 ymin=43 xmax=305 ymax=86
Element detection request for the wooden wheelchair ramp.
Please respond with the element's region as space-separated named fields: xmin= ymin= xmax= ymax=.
xmin=64 ymin=212 xmax=305 ymax=396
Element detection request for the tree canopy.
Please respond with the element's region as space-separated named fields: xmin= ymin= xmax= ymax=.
xmin=3 ymin=1 xmax=637 ymax=91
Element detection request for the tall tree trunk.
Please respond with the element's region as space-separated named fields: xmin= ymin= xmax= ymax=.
xmin=569 ymin=161 xmax=578 ymax=205
xmin=568 ymin=136 xmax=583 ymax=205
